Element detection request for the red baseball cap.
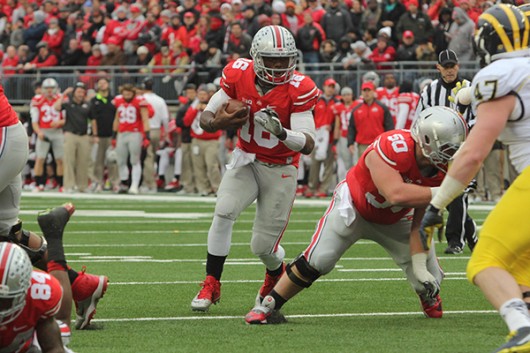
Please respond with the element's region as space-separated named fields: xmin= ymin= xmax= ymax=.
xmin=361 ymin=81 xmax=376 ymax=91
xmin=130 ymin=4 xmax=141 ymax=13
xmin=403 ymin=30 xmax=414 ymax=39
xmin=324 ymin=78 xmax=337 ymax=87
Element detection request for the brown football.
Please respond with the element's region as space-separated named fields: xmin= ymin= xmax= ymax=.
xmin=225 ymin=99 xmax=249 ymax=119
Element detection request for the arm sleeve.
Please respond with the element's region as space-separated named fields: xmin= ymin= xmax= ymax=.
xmin=204 ymin=89 xmax=231 ymax=114
xmin=290 ymin=111 xmax=316 ymax=140
xmin=395 ymin=102 xmax=410 ymax=130
xmin=30 ymin=107 xmax=40 ymax=124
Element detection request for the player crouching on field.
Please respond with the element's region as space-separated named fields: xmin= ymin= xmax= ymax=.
xmin=245 ymin=106 xmax=468 ymax=324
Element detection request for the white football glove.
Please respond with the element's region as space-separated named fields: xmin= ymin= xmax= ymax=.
xmin=254 ymin=108 xmax=284 ymax=136
xmin=412 ymin=253 xmax=440 ymax=299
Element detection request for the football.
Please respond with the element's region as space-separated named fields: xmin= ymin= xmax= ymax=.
xmin=225 ymin=99 xmax=249 ymax=119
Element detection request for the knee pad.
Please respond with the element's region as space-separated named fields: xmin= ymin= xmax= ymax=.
xmin=286 ymin=254 xmax=321 ymax=288
xmin=8 ymin=220 xmax=47 ymax=265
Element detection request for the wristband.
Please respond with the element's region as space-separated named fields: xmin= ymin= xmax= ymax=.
xmin=281 ymin=129 xmax=306 ymax=152
xmin=431 ymin=175 xmax=466 ymax=210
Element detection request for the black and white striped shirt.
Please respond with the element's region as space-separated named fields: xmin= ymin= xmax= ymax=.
xmin=414 ymin=76 xmax=476 ymax=128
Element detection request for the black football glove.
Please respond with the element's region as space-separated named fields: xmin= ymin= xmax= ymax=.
xmin=419 ymin=205 xmax=444 ymax=251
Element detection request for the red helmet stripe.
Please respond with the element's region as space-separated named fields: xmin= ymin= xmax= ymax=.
xmin=273 ymin=25 xmax=283 ymax=48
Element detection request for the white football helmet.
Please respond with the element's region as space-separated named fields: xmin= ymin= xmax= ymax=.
xmin=42 ymin=78 xmax=59 ymax=94
xmin=250 ymin=25 xmax=298 ymax=85
xmin=0 ymin=243 xmax=32 ymax=325
xmin=362 ymin=71 xmax=380 ymax=88
xmin=411 ymin=106 xmax=468 ymax=172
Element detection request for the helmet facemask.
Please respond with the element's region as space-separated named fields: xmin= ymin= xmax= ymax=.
xmin=253 ymin=54 xmax=297 ymax=85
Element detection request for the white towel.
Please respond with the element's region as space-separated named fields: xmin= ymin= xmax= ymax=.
xmin=226 ymin=148 xmax=256 ymax=170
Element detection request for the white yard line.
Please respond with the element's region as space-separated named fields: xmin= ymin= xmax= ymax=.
xmin=91 ymin=309 xmax=497 ymax=323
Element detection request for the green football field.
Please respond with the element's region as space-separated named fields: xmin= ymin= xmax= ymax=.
xmin=20 ymin=193 xmax=506 ymax=353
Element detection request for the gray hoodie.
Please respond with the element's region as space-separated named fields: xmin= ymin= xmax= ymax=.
xmin=447 ymin=7 xmax=475 ymax=62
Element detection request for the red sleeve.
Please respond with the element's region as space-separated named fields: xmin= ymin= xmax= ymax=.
xmin=126 ymin=21 xmax=146 ymax=40
xmin=373 ymin=131 xmax=414 ymax=173
xmin=46 ymin=30 xmax=64 ymax=49
xmin=290 ymin=74 xmax=320 ymax=113
xmin=220 ymin=60 xmax=246 ymax=98
xmin=397 ymin=93 xmax=412 ymax=104
xmin=147 ymin=103 xmax=154 ymax=118
xmin=34 ymin=55 xmax=58 ymax=68
xmin=183 ymin=106 xmax=198 ymax=127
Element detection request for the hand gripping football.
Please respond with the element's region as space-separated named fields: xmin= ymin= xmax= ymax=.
xmin=225 ymin=99 xmax=249 ymax=119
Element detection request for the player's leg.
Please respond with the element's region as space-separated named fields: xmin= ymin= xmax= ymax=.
xmin=250 ymin=163 xmax=297 ymax=304
xmin=368 ymin=219 xmax=444 ymax=318
xmin=128 ymin=132 xmax=143 ymax=194
xmin=246 ymin=182 xmax=361 ymax=324
xmin=34 ymin=135 xmax=51 ymax=191
xmin=115 ymin=132 xmax=130 ymax=193
xmin=191 ymin=163 xmax=258 ymax=311
xmin=444 ymin=193 xmax=476 ymax=253
xmin=49 ymin=129 xmax=65 ymax=189
xmin=467 ymin=167 xmax=530 ymax=352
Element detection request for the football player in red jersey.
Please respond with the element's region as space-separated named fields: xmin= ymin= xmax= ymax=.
xmin=395 ymin=81 xmax=420 ymax=130
xmin=245 ymin=106 xmax=468 ymax=324
xmin=376 ymin=73 xmax=399 ymax=124
xmin=0 ymin=242 xmax=65 ymax=353
xmin=30 ymin=78 xmax=65 ymax=192
xmin=112 ymin=83 xmax=150 ymax=195
xmin=191 ymin=25 xmax=320 ymax=312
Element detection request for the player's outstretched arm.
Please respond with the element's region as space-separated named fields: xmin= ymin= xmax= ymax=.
xmin=36 ymin=316 xmax=66 ymax=353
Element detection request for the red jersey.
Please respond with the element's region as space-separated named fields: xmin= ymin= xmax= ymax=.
xmin=30 ymin=94 xmax=63 ymax=129
xmin=0 ymin=84 xmax=19 ymax=128
xmin=220 ymin=58 xmax=320 ymax=166
xmin=0 ymin=271 xmax=62 ymax=353
xmin=345 ymin=130 xmax=444 ymax=224
xmin=113 ymin=95 xmax=148 ymax=133
xmin=335 ymin=101 xmax=356 ymax=138
xmin=396 ymin=91 xmax=420 ymax=129
xmin=376 ymin=86 xmax=399 ymax=123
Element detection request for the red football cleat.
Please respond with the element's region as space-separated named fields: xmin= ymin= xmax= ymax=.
xmin=259 ymin=263 xmax=285 ymax=301
xmin=420 ymin=294 xmax=443 ymax=318
xmin=191 ymin=275 xmax=221 ymax=312
xmin=71 ymin=266 xmax=108 ymax=329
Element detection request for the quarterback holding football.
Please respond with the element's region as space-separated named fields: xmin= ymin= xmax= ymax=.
xmin=190 ymin=25 xmax=320 ymax=312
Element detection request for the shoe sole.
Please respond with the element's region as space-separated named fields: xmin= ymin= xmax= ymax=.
xmin=37 ymin=203 xmax=76 ymax=239
xmin=191 ymin=298 xmax=220 ymax=312
xmin=76 ymin=276 xmax=108 ymax=329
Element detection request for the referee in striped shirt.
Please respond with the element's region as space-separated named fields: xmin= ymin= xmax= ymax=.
xmin=414 ymin=49 xmax=477 ymax=254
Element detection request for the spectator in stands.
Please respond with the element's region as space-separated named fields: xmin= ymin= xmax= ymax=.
xmin=368 ymin=34 xmax=396 ymax=70
xmin=10 ymin=18 xmax=24 ymax=48
xmin=24 ymin=41 xmax=58 ymax=71
xmin=432 ymin=7 xmax=452 ymax=54
xmin=319 ymin=39 xmax=338 ymax=68
xmin=60 ymin=38 xmax=82 ymax=66
xmin=2 ymin=45 xmax=18 ymax=77
xmin=321 ymin=0 xmax=353 ymax=44
xmin=23 ymin=10 xmax=47 ymax=53
xmin=41 ymin=17 xmax=64 ymax=57
xmin=254 ymin=0 xmax=273 ymax=16
xmin=396 ymin=0 xmax=433 ymax=45
xmin=457 ymin=0 xmax=480 ymax=23
xmin=281 ymin=1 xmax=303 ymax=36
xmin=180 ymin=0 xmax=200 ymax=22
xmin=64 ymin=13 xmax=87 ymax=48
xmin=76 ymin=39 xmax=93 ymax=67
xmin=86 ymin=9 xmax=106 ymax=43
xmin=225 ymin=21 xmax=252 ymax=60
xmin=162 ymin=13 xmax=186 ymax=47
xmin=348 ymin=81 xmax=394 ymax=159
xmin=380 ymin=0 xmax=406 ymax=44
xmin=307 ymin=0 xmax=326 ymax=24
xmin=396 ymin=30 xmax=417 ymax=61
xmin=137 ymin=11 xmax=162 ymax=53
xmin=241 ymin=5 xmax=260 ymax=37
xmin=122 ymin=4 xmax=145 ymax=54
xmin=377 ymin=26 xmax=396 ymax=49
xmin=334 ymin=36 xmax=354 ymax=64
xmin=363 ymin=27 xmax=378 ymax=50
xmin=361 ymin=0 xmax=382 ymax=31
xmin=127 ymin=45 xmax=152 ymax=67
xmin=297 ymin=11 xmax=325 ymax=68
xmin=86 ymin=44 xmax=103 ymax=73
xmin=101 ymin=36 xmax=125 ymax=66
xmin=349 ymin=0 xmax=364 ymax=38
xmin=416 ymin=37 xmax=437 ymax=61
xmin=15 ymin=44 xmax=30 ymax=72
xmin=204 ymin=14 xmax=226 ymax=49
xmin=182 ymin=85 xmax=222 ymax=196
xmin=447 ymin=7 xmax=475 ymax=62
xmin=180 ymin=11 xmax=197 ymax=48
xmin=342 ymin=40 xmax=372 ymax=69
